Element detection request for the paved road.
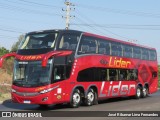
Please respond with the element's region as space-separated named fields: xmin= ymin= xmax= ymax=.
xmin=0 ymin=90 xmax=160 ymax=120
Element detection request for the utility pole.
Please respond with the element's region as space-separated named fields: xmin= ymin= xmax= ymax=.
xmin=62 ymin=0 xmax=75 ymax=30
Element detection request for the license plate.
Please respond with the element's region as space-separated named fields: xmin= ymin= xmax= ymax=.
xmin=23 ymin=100 xmax=31 ymax=104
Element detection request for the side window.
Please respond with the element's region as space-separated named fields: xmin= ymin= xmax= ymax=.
xmin=77 ymin=68 xmax=94 ymax=82
xmin=142 ymin=49 xmax=149 ymax=60
xmin=149 ymin=50 xmax=157 ymax=61
xmin=58 ymin=33 xmax=79 ymax=50
xmin=53 ymin=65 xmax=66 ymax=81
xmin=123 ymin=45 xmax=133 ymax=58
xmin=77 ymin=68 xmax=107 ymax=82
xmin=111 ymin=43 xmax=122 ymax=56
xmin=109 ymin=69 xmax=118 ymax=81
xmin=98 ymin=68 xmax=107 ymax=81
xmin=118 ymin=69 xmax=127 ymax=80
xmin=77 ymin=68 xmax=138 ymax=82
xmin=127 ymin=69 xmax=138 ymax=80
xmin=98 ymin=40 xmax=110 ymax=55
xmin=133 ymin=47 xmax=141 ymax=59
xmin=78 ymin=36 xmax=97 ymax=54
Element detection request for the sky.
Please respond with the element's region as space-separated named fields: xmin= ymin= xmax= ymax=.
xmin=0 ymin=0 xmax=160 ymax=63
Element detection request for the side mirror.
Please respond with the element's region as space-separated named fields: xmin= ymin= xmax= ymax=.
xmin=0 ymin=52 xmax=16 ymax=68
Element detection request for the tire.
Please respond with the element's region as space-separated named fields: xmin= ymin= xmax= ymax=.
xmin=70 ymin=89 xmax=81 ymax=108
xmin=142 ymin=86 xmax=149 ymax=98
xmin=93 ymin=91 xmax=98 ymax=105
xmin=135 ymin=86 xmax=142 ymax=99
xmin=85 ymin=88 xmax=95 ymax=106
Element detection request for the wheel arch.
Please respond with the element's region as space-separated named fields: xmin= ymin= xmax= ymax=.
xmin=143 ymin=82 xmax=149 ymax=93
xmin=137 ymin=83 xmax=143 ymax=89
xmin=70 ymin=85 xmax=85 ymax=101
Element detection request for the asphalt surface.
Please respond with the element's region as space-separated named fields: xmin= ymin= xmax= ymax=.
xmin=0 ymin=90 xmax=160 ymax=120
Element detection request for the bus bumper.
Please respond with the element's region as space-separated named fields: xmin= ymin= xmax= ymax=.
xmin=11 ymin=92 xmax=64 ymax=105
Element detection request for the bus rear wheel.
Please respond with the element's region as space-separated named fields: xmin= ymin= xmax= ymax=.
xmin=85 ymin=88 xmax=95 ymax=106
xmin=142 ymin=86 xmax=148 ymax=98
xmin=135 ymin=86 xmax=142 ymax=99
xmin=70 ymin=89 xmax=81 ymax=108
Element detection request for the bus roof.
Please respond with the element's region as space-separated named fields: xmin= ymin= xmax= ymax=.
xmin=26 ymin=29 xmax=82 ymax=35
xmin=26 ymin=29 xmax=156 ymax=50
xmin=84 ymin=32 xmax=156 ymax=50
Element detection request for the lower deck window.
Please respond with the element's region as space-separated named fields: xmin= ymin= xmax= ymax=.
xmin=77 ymin=68 xmax=138 ymax=82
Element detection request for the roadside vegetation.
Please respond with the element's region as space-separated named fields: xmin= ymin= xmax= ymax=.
xmin=0 ymin=47 xmax=13 ymax=101
xmin=0 ymin=35 xmax=23 ymax=101
xmin=158 ymin=65 xmax=160 ymax=88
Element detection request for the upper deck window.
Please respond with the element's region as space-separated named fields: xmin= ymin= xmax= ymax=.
xmin=133 ymin=47 xmax=141 ymax=59
xmin=58 ymin=33 xmax=80 ymax=51
xmin=142 ymin=48 xmax=149 ymax=60
xmin=149 ymin=50 xmax=157 ymax=61
xmin=78 ymin=36 xmax=97 ymax=54
xmin=98 ymin=40 xmax=110 ymax=55
xmin=111 ymin=43 xmax=122 ymax=56
xmin=123 ymin=45 xmax=133 ymax=58
xmin=19 ymin=32 xmax=58 ymax=49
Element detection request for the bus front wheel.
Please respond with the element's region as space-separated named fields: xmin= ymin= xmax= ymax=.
xmin=70 ymin=89 xmax=81 ymax=108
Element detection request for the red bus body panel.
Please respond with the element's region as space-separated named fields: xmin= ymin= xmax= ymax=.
xmin=11 ymin=54 xmax=158 ymax=105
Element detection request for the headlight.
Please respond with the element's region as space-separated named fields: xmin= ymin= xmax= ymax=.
xmin=39 ymin=88 xmax=54 ymax=94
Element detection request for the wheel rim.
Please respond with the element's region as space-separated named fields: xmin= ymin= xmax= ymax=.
xmin=87 ymin=92 xmax=94 ymax=103
xmin=143 ymin=87 xmax=147 ymax=96
xmin=73 ymin=93 xmax=80 ymax=105
xmin=137 ymin=88 xmax=141 ymax=97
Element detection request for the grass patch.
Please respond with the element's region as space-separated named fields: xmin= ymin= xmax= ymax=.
xmin=0 ymin=93 xmax=11 ymax=102
xmin=0 ymin=84 xmax=11 ymax=102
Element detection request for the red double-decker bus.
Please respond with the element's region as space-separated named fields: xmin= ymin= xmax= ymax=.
xmin=0 ymin=29 xmax=158 ymax=108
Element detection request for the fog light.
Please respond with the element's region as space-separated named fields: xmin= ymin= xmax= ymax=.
xmin=42 ymin=97 xmax=48 ymax=102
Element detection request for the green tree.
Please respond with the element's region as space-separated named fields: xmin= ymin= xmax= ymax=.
xmin=0 ymin=47 xmax=13 ymax=74
xmin=0 ymin=47 xmax=9 ymax=56
xmin=11 ymin=34 xmax=24 ymax=52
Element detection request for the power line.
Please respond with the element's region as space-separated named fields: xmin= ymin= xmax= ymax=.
xmin=4 ymin=0 xmax=62 ymax=9
xmin=17 ymin=0 xmax=61 ymax=8
xmin=76 ymin=3 xmax=160 ymax=18
xmin=0 ymin=28 xmax=24 ymax=34
xmin=74 ymin=10 xmax=113 ymax=36
xmin=0 ymin=35 xmax=18 ymax=39
xmin=0 ymin=16 xmax=55 ymax=26
xmin=74 ymin=10 xmax=132 ymax=40
xmin=0 ymin=2 xmax=62 ymax=17
xmin=71 ymin=23 xmax=160 ymax=30
xmin=0 ymin=25 xmax=26 ymax=33
xmin=73 ymin=24 xmax=160 ymax=27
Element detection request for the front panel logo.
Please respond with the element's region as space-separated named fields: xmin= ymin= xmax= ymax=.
xmin=20 ymin=55 xmax=42 ymax=60
xmin=100 ymin=59 xmax=108 ymax=65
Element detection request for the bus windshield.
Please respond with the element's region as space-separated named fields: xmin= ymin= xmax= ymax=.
xmin=13 ymin=60 xmax=52 ymax=87
xmin=19 ymin=32 xmax=58 ymax=49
